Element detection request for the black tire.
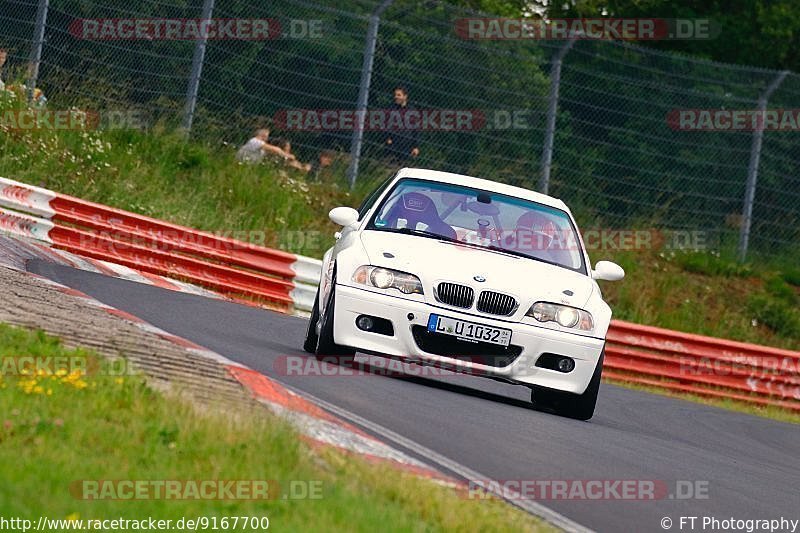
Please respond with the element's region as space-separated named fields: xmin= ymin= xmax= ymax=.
xmin=302 ymin=287 xmax=320 ymax=353
xmin=531 ymin=350 xmax=604 ymax=421
xmin=314 ymin=272 xmax=355 ymax=364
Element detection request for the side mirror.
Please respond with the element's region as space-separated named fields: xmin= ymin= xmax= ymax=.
xmin=329 ymin=206 xmax=359 ymax=227
xmin=592 ymin=260 xmax=625 ymax=281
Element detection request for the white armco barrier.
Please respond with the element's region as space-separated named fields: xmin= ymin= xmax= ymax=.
xmin=0 ymin=207 xmax=55 ymax=243
xmin=289 ymin=255 xmax=322 ymax=313
xmin=291 ymin=254 xmax=323 ymax=286
xmin=0 ymin=177 xmax=57 ymax=219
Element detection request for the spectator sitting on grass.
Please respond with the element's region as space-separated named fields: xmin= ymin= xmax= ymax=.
xmin=235 ymin=128 xmax=288 ymax=164
xmin=270 ymin=137 xmax=311 ymax=172
xmin=307 ymin=149 xmax=336 ymax=181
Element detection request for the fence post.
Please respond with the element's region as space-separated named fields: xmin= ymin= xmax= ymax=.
xmin=26 ymin=0 xmax=49 ymax=104
xmin=182 ymin=0 xmax=215 ymax=133
xmin=539 ymin=35 xmax=576 ymax=196
xmin=737 ymin=70 xmax=788 ymax=262
xmin=346 ymin=0 xmax=394 ymax=189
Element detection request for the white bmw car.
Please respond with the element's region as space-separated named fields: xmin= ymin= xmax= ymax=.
xmin=304 ymin=168 xmax=624 ymax=420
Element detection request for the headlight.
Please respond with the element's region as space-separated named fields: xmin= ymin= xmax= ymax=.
xmin=526 ymin=302 xmax=593 ymax=331
xmin=352 ymin=266 xmax=423 ymax=295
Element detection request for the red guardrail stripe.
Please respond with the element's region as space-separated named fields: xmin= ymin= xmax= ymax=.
xmin=50 ymin=194 xmax=298 ymax=277
xmin=54 ymin=208 xmax=297 ymax=280
xmin=603 ymin=370 xmax=800 ymax=412
xmin=49 ymin=225 xmax=293 ymax=308
xmin=604 ymin=353 xmax=800 ymax=401
xmin=606 ymin=344 xmax=800 ymax=385
xmin=610 ymin=319 xmax=800 ymax=361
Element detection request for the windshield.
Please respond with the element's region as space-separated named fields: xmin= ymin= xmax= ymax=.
xmin=366 ymin=178 xmax=586 ymax=273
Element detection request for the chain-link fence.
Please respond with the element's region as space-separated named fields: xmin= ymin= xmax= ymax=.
xmin=1 ymin=0 xmax=798 ymax=260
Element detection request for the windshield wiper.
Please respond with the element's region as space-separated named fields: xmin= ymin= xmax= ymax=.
xmin=484 ymin=244 xmax=574 ymax=269
xmin=390 ymin=227 xmax=459 ymax=243
xmin=454 ymin=240 xmax=564 ymax=266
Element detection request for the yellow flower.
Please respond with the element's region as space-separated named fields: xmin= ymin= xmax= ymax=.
xmin=65 ymin=513 xmax=79 ymax=521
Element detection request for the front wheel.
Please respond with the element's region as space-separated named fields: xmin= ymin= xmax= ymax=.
xmin=302 ymin=287 xmax=320 ymax=353
xmin=314 ymin=273 xmax=355 ymax=364
xmin=531 ymin=350 xmax=604 ymax=421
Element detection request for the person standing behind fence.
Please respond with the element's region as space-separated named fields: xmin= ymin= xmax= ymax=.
xmin=0 ymin=48 xmax=7 ymax=91
xmin=384 ymin=85 xmax=420 ymax=161
xmin=235 ymin=128 xmax=289 ymax=164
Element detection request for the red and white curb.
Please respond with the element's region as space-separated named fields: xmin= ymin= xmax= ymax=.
xmin=0 ymin=234 xmax=444 ymax=479
xmin=0 ymin=234 xmax=225 ymax=299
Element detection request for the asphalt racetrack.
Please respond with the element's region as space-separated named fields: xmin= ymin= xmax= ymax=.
xmin=29 ymin=260 xmax=800 ymax=532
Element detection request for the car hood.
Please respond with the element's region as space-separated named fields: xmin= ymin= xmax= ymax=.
xmin=359 ymin=230 xmax=594 ymax=308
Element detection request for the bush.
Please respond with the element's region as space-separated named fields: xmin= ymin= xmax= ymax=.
xmin=747 ymin=295 xmax=800 ymax=338
xmin=765 ymin=277 xmax=799 ymax=305
xmin=781 ymin=268 xmax=800 ymax=287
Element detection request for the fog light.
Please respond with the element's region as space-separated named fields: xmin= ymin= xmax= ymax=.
xmin=557 ymin=357 xmax=575 ymax=373
xmin=356 ymin=315 xmax=374 ymax=331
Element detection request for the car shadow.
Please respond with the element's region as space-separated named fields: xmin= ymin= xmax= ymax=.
xmin=320 ymin=352 xmax=558 ymax=414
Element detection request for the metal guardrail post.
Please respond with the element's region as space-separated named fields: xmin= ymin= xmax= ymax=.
xmin=27 ymin=0 xmax=49 ymax=104
xmin=737 ymin=70 xmax=788 ymax=262
xmin=346 ymin=0 xmax=394 ymax=189
xmin=539 ymin=35 xmax=577 ymax=196
xmin=182 ymin=0 xmax=215 ymax=134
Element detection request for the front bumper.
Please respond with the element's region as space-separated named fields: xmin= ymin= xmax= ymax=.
xmin=333 ymin=283 xmax=605 ymax=394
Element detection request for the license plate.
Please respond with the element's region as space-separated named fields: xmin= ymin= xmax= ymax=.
xmin=427 ymin=314 xmax=512 ymax=346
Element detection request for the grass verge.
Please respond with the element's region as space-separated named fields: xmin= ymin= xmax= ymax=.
xmin=0 ymin=323 xmax=549 ymax=531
